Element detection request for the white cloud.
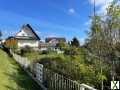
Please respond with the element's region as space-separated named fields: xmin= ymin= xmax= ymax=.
xmin=36 ymin=30 xmax=41 ymax=34
xmin=68 ymin=8 xmax=76 ymax=14
xmin=89 ymin=0 xmax=113 ymax=14
xmin=89 ymin=0 xmax=113 ymax=6
xmin=79 ymin=38 xmax=86 ymax=45
xmin=84 ymin=19 xmax=92 ymax=26
xmin=97 ymin=4 xmax=108 ymax=14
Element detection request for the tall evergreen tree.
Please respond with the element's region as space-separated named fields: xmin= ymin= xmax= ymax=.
xmin=71 ymin=37 xmax=80 ymax=47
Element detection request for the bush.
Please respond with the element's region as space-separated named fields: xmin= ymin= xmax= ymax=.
xmin=20 ymin=46 xmax=33 ymax=56
xmin=14 ymin=49 xmax=21 ymax=55
xmin=41 ymin=50 xmax=49 ymax=54
xmin=64 ymin=47 xmax=80 ymax=55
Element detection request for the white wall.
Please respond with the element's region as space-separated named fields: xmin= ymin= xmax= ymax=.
xmin=18 ymin=40 xmax=39 ymax=48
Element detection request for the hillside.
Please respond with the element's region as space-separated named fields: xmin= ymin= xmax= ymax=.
xmin=0 ymin=49 xmax=41 ymax=90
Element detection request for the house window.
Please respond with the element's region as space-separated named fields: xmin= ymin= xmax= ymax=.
xmin=22 ymin=33 xmax=25 ymax=36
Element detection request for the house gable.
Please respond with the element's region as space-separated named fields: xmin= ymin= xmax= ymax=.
xmin=16 ymin=24 xmax=40 ymax=40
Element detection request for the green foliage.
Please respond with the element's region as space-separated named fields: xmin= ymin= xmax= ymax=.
xmin=34 ymin=47 xmax=107 ymax=88
xmin=85 ymin=0 xmax=120 ymax=89
xmin=22 ymin=44 xmax=110 ymax=89
xmin=56 ymin=41 xmax=68 ymax=50
xmin=87 ymin=0 xmax=120 ymax=63
xmin=64 ymin=47 xmax=80 ymax=55
xmin=20 ymin=46 xmax=33 ymax=56
xmin=10 ymin=43 xmax=18 ymax=51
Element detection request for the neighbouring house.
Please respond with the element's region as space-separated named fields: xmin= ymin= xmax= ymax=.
xmin=15 ymin=24 xmax=40 ymax=48
xmin=39 ymin=37 xmax=66 ymax=51
xmin=39 ymin=42 xmax=56 ymax=51
xmin=45 ymin=37 xmax=66 ymax=45
xmin=4 ymin=36 xmax=17 ymax=49
xmin=38 ymin=37 xmax=66 ymax=52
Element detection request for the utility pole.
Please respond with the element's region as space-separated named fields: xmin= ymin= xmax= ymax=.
xmin=93 ymin=0 xmax=96 ymax=17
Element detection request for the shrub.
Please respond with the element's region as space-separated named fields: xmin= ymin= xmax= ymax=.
xmin=20 ymin=46 xmax=33 ymax=56
xmin=41 ymin=50 xmax=49 ymax=54
xmin=64 ymin=47 xmax=80 ymax=55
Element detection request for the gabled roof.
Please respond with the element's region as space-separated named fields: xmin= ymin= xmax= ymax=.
xmin=16 ymin=24 xmax=40 ymax=40
xmin=6 ymin=36 xmax=15 ymax=40
xmin=45 ymin=37 xmax=66 ymax=43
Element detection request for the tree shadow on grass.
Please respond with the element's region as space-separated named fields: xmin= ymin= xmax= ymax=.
xmin=4 ymin=65 xmax=42 ymax=90
xmin=4 ymin=85 xmax=16 ymax=90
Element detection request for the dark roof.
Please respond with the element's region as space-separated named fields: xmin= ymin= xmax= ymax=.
xmin=45 ymin=37 xmax=66 ymax=43
xmin=15 ymin=36 xmax=39 ymax=40
xmin=16 ymin=24 xmax=40 ymax=40
xmin=6 ymin=36 xmax=15 ymax=40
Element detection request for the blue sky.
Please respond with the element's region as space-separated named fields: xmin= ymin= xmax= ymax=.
xmin=0 ymin=0 xmax=113 ymax=44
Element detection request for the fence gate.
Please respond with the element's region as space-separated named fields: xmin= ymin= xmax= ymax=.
xmin=33 ymin=63 xmax=43 ymax=83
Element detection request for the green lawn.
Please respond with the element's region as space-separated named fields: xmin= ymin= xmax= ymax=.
xmin=0 ymin=49 xmax=42 ymax=90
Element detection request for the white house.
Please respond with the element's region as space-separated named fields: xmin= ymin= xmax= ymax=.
xmin=15 ymin=24 xmax=40 ymax=48
xmin=45 ymin=37 xmax=66 ymax=45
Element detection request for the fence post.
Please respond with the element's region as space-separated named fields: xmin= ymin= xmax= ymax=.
xmin=80 ymin=86 xmax=85 ymax=90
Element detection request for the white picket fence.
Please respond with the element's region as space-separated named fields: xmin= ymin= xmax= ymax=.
xmin=32 ymin=63 xmax=97 ymax=90
xmin=11 ymin=52 xmax=30 ymax=68
xmin=33 ymin=63 xmax=44 ymax=83
xmin=10 ymin=50 xmax=97 ymax=90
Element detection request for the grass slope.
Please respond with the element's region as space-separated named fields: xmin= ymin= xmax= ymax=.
xmin=0 ymin=49 xmax=42 ymax=90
